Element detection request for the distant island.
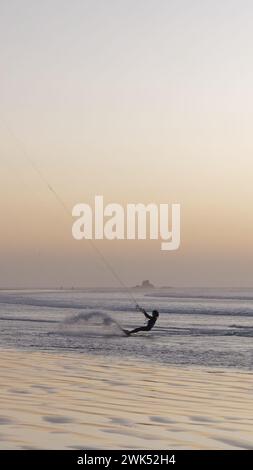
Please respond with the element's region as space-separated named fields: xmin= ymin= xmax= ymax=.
xmin=134 ymin=280 xmax=155 ymax=289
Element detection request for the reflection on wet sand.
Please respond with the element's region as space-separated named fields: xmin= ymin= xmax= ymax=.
xmin=0 ymin=349 xmax=252 ymax=449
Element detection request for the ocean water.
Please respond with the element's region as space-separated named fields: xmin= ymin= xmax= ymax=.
xmin=0 ymin=287 xmax=253 ymax=370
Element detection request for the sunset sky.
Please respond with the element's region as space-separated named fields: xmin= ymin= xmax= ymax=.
xmin=1 ymin=0 xmax=253 ymax=287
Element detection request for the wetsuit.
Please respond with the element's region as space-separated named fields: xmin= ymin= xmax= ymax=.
xmin=127 ymin=310 xmax=158 ymax=335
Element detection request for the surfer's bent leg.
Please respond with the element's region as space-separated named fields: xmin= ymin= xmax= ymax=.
xmin=127 ymin=326 xmax=150 ymax=335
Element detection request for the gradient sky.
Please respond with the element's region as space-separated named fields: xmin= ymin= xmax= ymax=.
xmin=1 ymin=0 xmax=253 ymax=287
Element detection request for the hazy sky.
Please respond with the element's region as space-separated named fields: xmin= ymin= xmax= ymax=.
xmin=1 ymin=0 xmax=253 ymax=287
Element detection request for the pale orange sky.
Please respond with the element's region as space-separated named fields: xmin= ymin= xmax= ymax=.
xmin=0 ymin=0 xmax=253 ymax=287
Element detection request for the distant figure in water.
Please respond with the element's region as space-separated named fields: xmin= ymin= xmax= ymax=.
xmin=124 ymin=306 xmax=159 ymax=336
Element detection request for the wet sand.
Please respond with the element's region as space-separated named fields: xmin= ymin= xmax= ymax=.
xmin=0 ymin=349 xmax=252 ymax=449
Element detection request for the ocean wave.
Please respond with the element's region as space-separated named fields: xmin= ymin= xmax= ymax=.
xmin=145 ymin=292 xmax=253 ymax=301
xmin=0 ymin=316 xmax=57 ymax=323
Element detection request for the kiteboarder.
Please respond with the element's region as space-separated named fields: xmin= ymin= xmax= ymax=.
xmin=123 ymin=306 xmax=159 ymax=336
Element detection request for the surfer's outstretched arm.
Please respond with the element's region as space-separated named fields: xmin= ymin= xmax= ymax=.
xmin=136 ymin=304 xmax=151 ymax=319
xmin=141 ymin=308 xmax=152 ymax=320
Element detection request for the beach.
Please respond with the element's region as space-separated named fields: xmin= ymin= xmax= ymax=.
xmin=1 ymin=348 xmax=253 ymax=450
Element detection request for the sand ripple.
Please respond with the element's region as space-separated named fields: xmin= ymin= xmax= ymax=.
xmin=0 ymin=349 xmax=252 ymax=449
